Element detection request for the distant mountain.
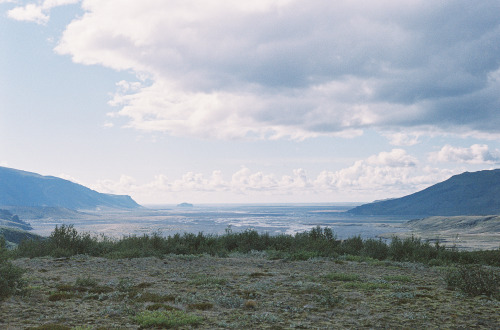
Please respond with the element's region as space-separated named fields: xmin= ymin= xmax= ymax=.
xmin=0 ymin=209 xmax=32 ymax=230
xmin=0 ymin=166 xmax=141 ymax=210
xmin=348 ymin=169 xmax=500 ymax=216
xmin=177 ymin=202 xmax=193 ymax=207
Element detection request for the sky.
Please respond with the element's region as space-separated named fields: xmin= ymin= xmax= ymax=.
xmin=1 ymin=0 xmax=500 ymax=205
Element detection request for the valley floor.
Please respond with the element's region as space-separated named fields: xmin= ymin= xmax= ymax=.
xmin=1 ymin=255 xmax=499 ymax=329
xmin=380 ymin=215 xmax=500 ymax=251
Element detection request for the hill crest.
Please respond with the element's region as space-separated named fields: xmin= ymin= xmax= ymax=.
xmin=0 ymin=166 xmax=141 ymax=210
xmin=348 ymin=169 xmax=500 ymax=216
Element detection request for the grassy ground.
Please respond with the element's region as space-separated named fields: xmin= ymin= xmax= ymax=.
xmin=1 ymin=254 xmax=499 ymax=329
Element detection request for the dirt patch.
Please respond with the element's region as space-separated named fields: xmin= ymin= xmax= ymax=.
xmin=1 ymin=254 xmax=499 ymax=329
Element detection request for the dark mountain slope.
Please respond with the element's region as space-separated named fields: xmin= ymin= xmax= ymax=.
xmin=0 ymin=209 xmax=32 ymax=230
xmin=0 ymin=166 xmax=141 ymax=210
xmin=0 ymin=226 xmax=42 ymax=247
xmin=348 ymin=169 xmax=500 ymax=216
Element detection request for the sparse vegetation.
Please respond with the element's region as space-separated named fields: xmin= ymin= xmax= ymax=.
xmin=2 ymin=250 xmax=499 ymax=328
xmin=1 ymin=225 xmax=499 ymax=328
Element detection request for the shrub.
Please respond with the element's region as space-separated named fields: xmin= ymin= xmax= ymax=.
xmin=0 ymin=240 xmax=25 ymax=300
xmin=389 ymin=236 xmax=439 ymax=262
xmin=343 ymin=281 xmax=391 ymax=290
xmin=325 ymin=272 xmax=360 ymax=282
xmin=28 ymin=324 xmax=71 ymax=330
xmin=340 ymin=235 xmax=364 ymax=255
xmin=383 ymin=275 xmax=412 ymax=283
xmin=135 ymin=292 xmax=176 ymax=303
xmin=288 ymin=250 xmax=318 ymax=261
xmin=48 ymin=292 xmax=75 ymax=301
xmin=188 ymin=302 xmax=214 ymax=310
xmin=362 ymin=238 xmax=389 ymax=260
xmin=9 ymin=225 xmax=500 ymax=270
xmin=146 ymin=303 xmax=179 ymax=311
xmin=214 ymin=294 xmax=244 ymax=308
xmin=189 ymin=275 xmax=227 ymax=286
xmin=75 ymin=276 xmax=99 ymax=288
xmin=132 ymin=310 xmax=202 ymax=328
xmin=445 ymin=265 xmax=499 ymax=298
xmin=316 ymin=292 xmax=344 ymax=307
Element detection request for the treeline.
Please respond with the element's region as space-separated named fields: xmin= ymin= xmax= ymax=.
xmin=8 ymin=225 xmax=500 ymax=266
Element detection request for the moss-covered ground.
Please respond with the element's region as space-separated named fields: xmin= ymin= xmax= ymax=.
xmin=1 ymin=254 xmax=498 ymax=329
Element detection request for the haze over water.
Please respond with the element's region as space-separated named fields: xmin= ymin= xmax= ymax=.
xmin=28 ymin=204 xmax=411 ymax=240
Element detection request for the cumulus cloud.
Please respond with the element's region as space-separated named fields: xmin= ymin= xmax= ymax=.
xmin=383 ymin=132 xmax=421 ymax=146
xmin=429 ymin=144 xmax=500 ymax=164
xmin=7 ymin=0 xmax=79 ymax=24
xmin=92 ymin=149 xmax=455 ymax=203
xmin=8 ymin=4 xmax=49 ymax=24
xmin=46 ymin=0 xmax=500 ymax=140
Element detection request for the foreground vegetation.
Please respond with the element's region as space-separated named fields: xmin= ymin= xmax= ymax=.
xmin=8 ymin=225 xmax=500 ymax=266
xmin=1 ymin=252 xmax=499 ymax=328
xmin=0 ymin=225 xmax=499 ymax=328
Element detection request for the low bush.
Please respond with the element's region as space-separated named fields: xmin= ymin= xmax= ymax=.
xmin=445 ymin=265 xmax=499 ymax=298
xmin=10 ymin=225 xmax=500 ymax=268
xmin=0 ymin=237 xmax=25 ymax=300
xmin=362 ymin=238 xmax=389 ymax=260
xmin=325 ymin=272 xmax=360 ymax=282
xmin=132 ymin=310 xmax=202 ymax=328
xmin=389 ymin=236 xmax=440 ymax=262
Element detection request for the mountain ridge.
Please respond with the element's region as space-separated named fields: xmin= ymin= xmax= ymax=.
xmin=0 ymin=166 xmax=141 ymax=210
xmin=348 ymin=169 xmax=500 ymax=216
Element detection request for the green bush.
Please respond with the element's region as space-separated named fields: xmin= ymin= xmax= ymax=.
xmin=28 ymin=324 xmax=71 ymax=330
xmin=445 ymin=265 xmax=499 ymax=298
xmin=389 ymin=236 xmax=440 ymax=262
xmin=132 ymin=310 xmax=202 ymax=328
xmin=340 ymin=235 xmax=364 ymax=255
xmin=75 ymin=276 xmax=99 ymax=288
xmin=325 ymin=272 xmax=360 ymax=282
xmin=362 ymin=238 xmax=389 ymax=260
xmin=10 ymin=225 xmax=500 ymax=269
xmin=0 ymin=238 xmax=25 ymax=300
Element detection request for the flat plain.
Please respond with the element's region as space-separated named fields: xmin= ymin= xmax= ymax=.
xmin=1 ymin=254 xmax=499 ymax=329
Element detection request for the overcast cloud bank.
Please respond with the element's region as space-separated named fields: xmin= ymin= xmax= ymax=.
xmin=3 ymin=0 xmax=500 ymax=203
xmin=9 ymin=0 xmax=500 ymax=140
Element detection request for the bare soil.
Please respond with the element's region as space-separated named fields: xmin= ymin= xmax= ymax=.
xmin=1 ymin=254 xmax=499 ymax=329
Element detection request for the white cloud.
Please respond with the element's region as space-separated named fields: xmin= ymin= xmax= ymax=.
xmin=7 ymin=0 xmax=79 ymax=24
xmin=429 ymin=144 xmax=500 ymax=164
xmin=383 ymin=132 xmax=421 ymax=146
xmin=91 ymin=149 xmax=456 ymax=203
xmin=47 ymin=0 xmax=500 ymax=140
xmin=366 ymin=149 xmax=417 ymax=167
xmin=58 ymin=173 xmax=84 ymax=185
xmin=8 ymin=4 xmax=49 ymax=24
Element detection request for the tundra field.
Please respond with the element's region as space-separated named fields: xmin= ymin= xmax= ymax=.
xmin=0 ymin=253 xmax=498 ymax=329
